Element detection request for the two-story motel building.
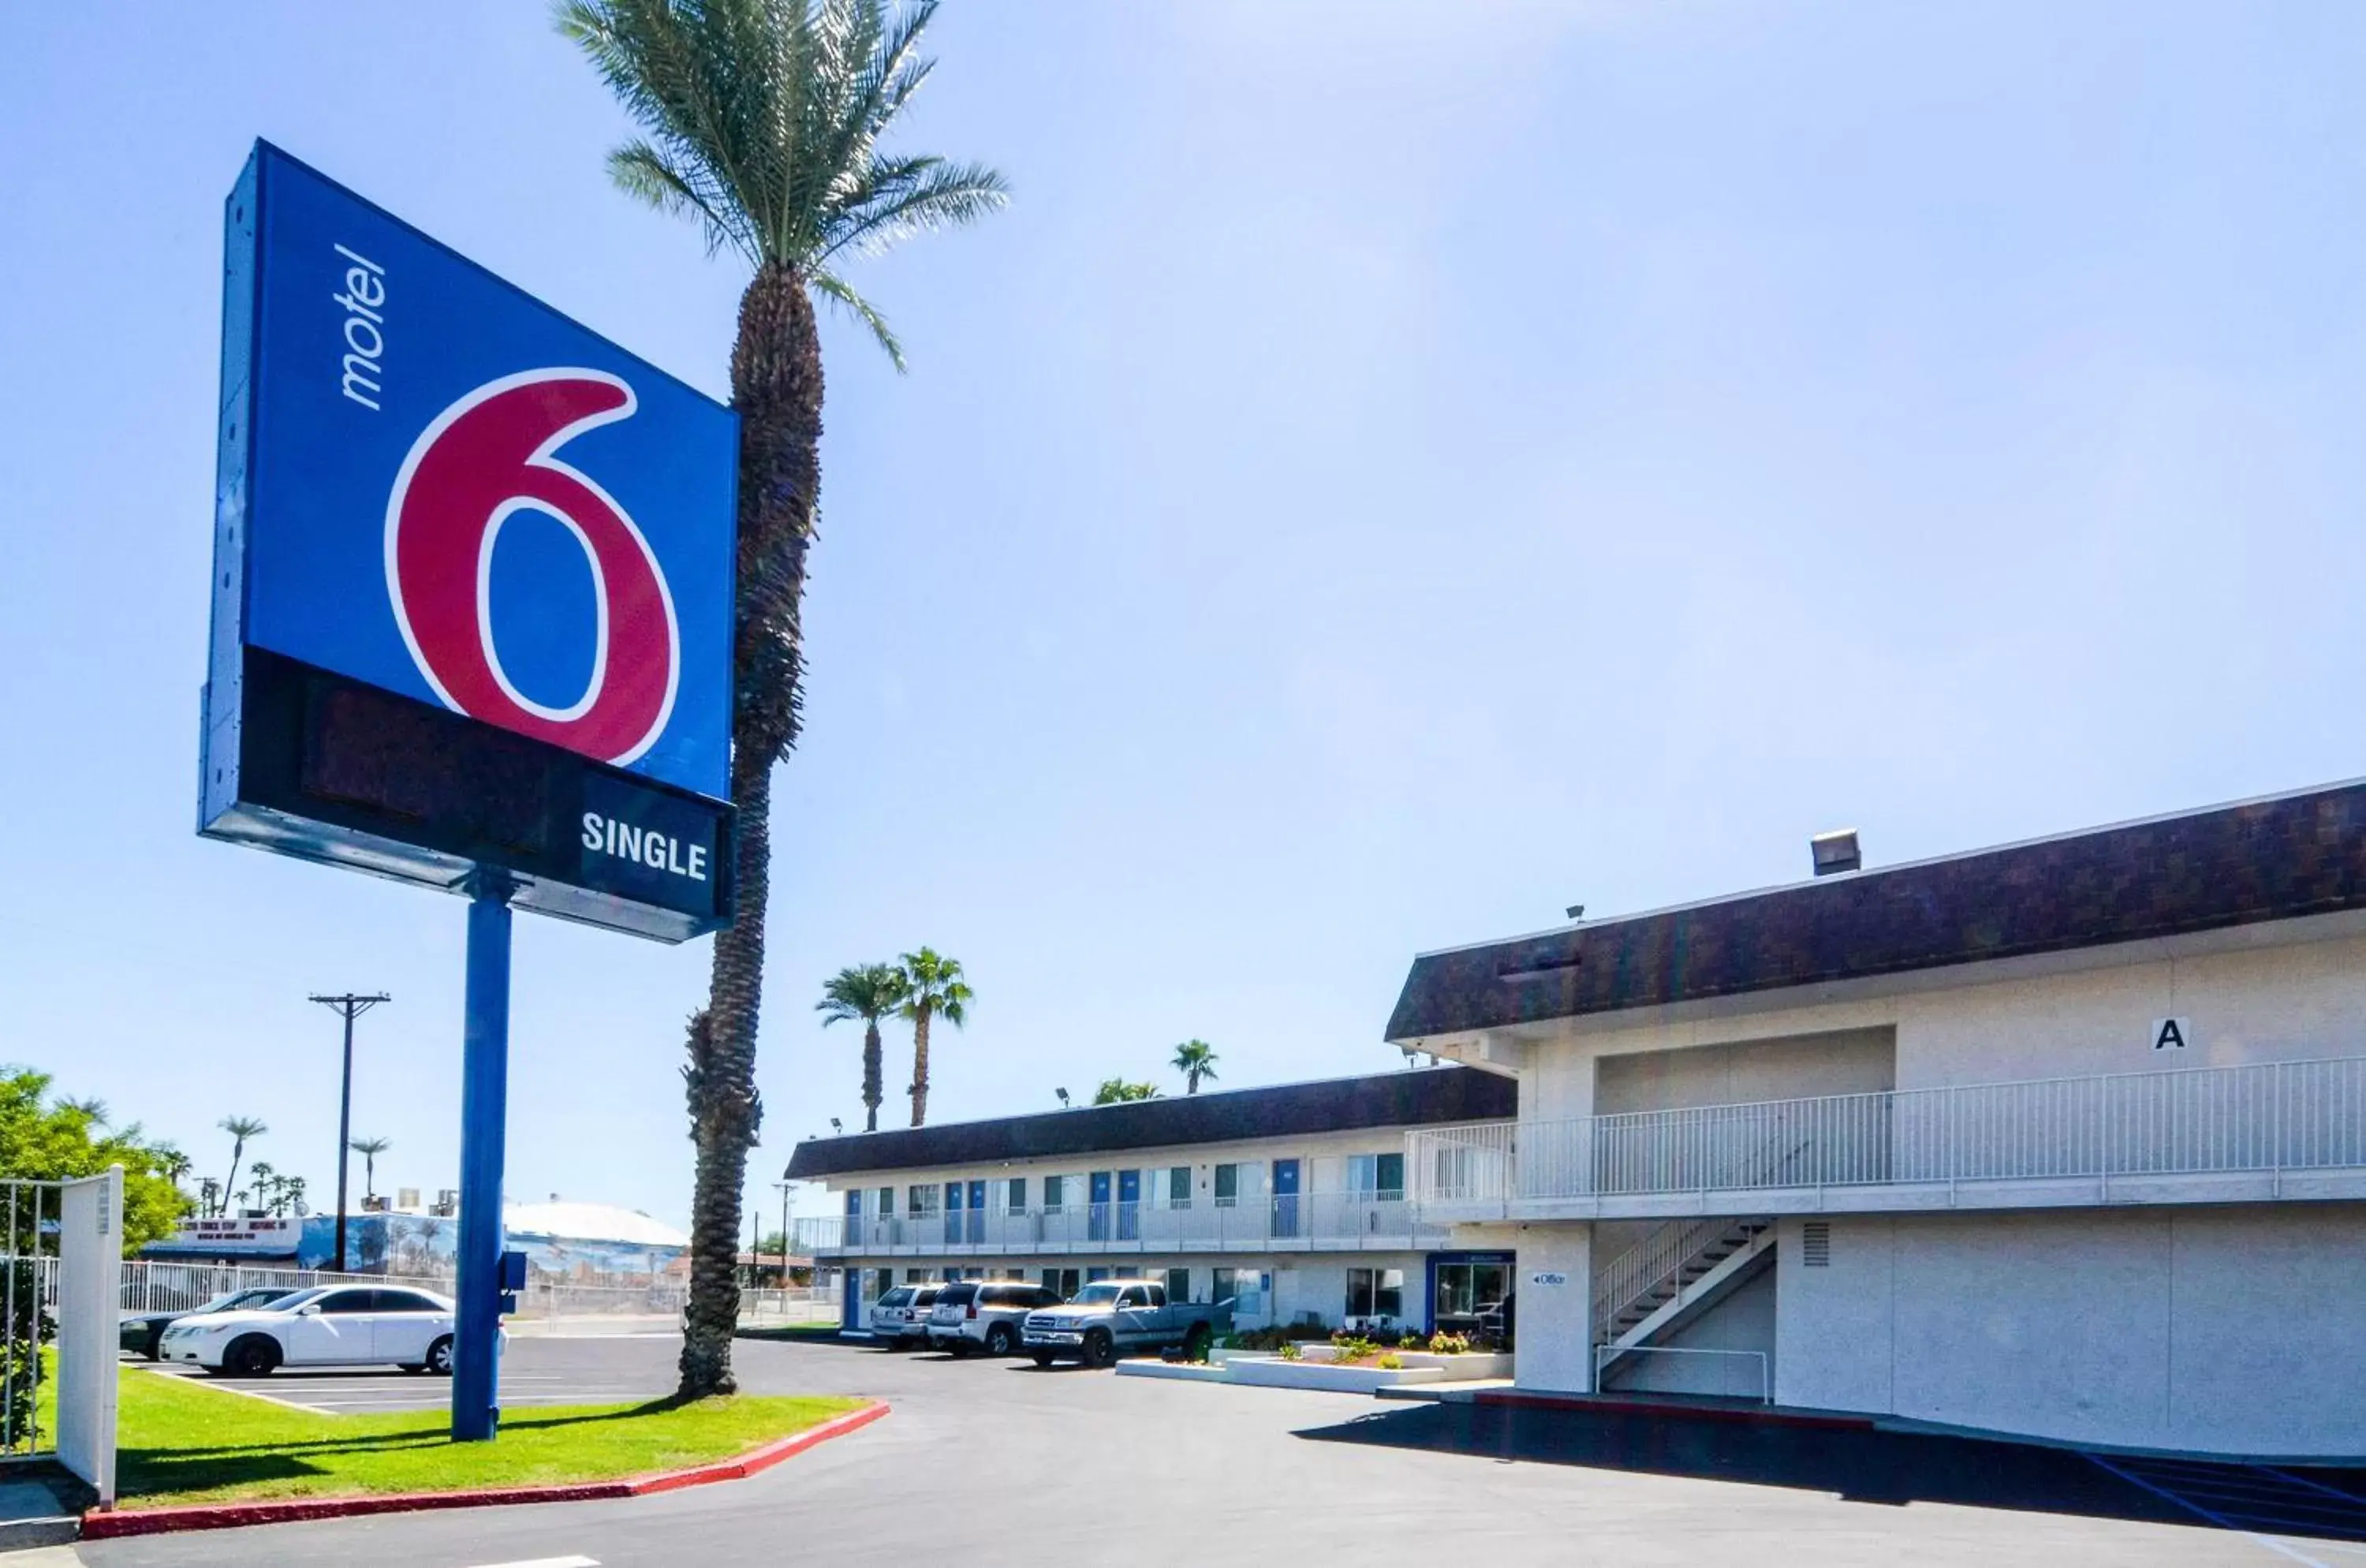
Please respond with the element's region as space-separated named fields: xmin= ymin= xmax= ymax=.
xmin=1391 ymin=779 xmax=2366 ymax=1458
xmin=787 ymin=1069 xmax=1517 ymax=1336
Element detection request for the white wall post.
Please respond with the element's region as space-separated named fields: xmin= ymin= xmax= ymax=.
xmin=56 ymin=1166 xmax=121 ymax=1508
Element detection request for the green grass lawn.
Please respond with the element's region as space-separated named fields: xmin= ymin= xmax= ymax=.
xmin=116 ymin=1365 xmax=864 ymax=1508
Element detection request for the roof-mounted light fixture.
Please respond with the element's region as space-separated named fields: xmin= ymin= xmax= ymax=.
xmin=1811 ymin=829 xmax=1862 ymax=877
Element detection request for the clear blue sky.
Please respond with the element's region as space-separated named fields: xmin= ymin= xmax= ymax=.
xmin=5 ymin=4 xmax=2364 ymax=1230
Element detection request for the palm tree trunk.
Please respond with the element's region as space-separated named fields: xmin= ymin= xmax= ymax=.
xmin=910 ymin=1008 xmax=932 ymax=1128
xmin=677 ymin=264 xmax=823 ymax=1401
xmin=862 ymin=1021 xmax=883 ymax=1133
xmin=223 ymin=1148 xmax=244 ymax=1215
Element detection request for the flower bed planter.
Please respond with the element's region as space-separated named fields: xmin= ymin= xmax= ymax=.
xmin=1181 ymin=1346 xmax=1513 ymax=1391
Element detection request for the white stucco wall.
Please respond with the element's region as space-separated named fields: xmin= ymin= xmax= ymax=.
xmin=1510 ymin=1223 xmax=1593 ymax=1393
xmin=1774 ymin=1204 xmax=2366 ymax=1456
xmin=1594 ymin=1028 xmax=1894 ymax=1114
xmin=1604 ymin=1261 xmax=1776 ymax=1399
xmin=1518 ymin=925 xmax=2366 ymax=1125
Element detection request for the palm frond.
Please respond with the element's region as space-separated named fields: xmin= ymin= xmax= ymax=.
xmin=561 ymin=0 xmax=1003 ymax=370
xmin=822 ymin=155 xmax=1009 ymax=262
xmin=808 ymin=267 xmax=906 ymax=370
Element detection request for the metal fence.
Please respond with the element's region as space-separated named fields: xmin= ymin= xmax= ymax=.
xmin=2 ymin=1180 xmax=64 ymax=1458
xmin=794 ymin=1193 xmax=1446 ymax=1256
xmin=1410 ymin=1053 xmax=2366 ymax=1209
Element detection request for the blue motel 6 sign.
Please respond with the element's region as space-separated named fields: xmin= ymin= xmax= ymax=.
xmin=200 ymin=141 xmax=738 ymax=940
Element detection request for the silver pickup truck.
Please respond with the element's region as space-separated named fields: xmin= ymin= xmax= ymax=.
xmin=1021 ymin=1279 xmax=1233 ymax=1368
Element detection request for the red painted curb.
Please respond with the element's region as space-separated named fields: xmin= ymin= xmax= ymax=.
xmin=1470 ymin=1391 xmax=1875 ymax=1432
xmin=81 ymin=1400 xmax=888 ymax=1540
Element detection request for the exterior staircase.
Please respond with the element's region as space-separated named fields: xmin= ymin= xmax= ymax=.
xmin=1592 ymin=1215 xmax=1775 ymax=1376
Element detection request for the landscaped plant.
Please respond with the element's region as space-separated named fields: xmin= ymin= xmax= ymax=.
xmin=1330 ymin=1335 xmax=1381 ymax=1365
xmin=1427 ymin=1331 xmax=1472 ymax=1356
xmin=1277 ymin=1340 xmax=1302 ymax=1361
xmin=1376 ymin=1353 xmax=1403 ymax=1370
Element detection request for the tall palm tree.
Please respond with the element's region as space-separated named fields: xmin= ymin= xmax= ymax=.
xmin=218 ymin=1116 xmax=266 ymax=1218
xmin=349 ymin=1137 xmax=392 ymax=1203
xmin=560 ymin=0 xmax=1006 ymax=1398
xmin=817 ymin=964 xmax=908 ymax=1132
xmin=897 ymin=947 xmax=972 ymax=1127
xmin=1171 ymin=1040 xmax=1219 ymax=1095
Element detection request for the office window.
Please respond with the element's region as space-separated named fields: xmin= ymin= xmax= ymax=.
xmin=1006 ymin=1176 xmax=1027 ymax=1212
xmin=1346 ymin=1267 xmax=1405 ymax=1320
xmin=1166 ymin=1166 xmax=1192 ymax=1208
xmin=1213 ymin=1163 xmax=1240 ymax=1206
xmin=1043 ymin=1174 xmax=1066 ymax=1213
xmin=1166 ymin=1267 xmax=1192 ymax=1304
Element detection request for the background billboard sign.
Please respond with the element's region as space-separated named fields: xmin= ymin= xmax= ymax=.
xmin=201 ymin=142 xmax=738 ymax=940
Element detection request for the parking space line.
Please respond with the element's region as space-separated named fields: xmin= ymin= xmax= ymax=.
xmin=2088 ymin=1454 xmax=2340 ymax=1567
xmin=463 ymin=1558 xmax=599 ymax=1568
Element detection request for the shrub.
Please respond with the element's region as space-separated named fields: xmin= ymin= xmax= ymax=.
xmin=1427 ymin=1331 xmax=1472 ymax=1357
xmin=1278 ymin=1340 xmax=1302 ymax=1361
xmin=1330 ymin=1334 xmax=1380 ymax=1364
xmin=1376 ymin=1353 xmax=1403 ymax=1370
xmin=1399 ymin=1333 xmax=1429 ymax=1353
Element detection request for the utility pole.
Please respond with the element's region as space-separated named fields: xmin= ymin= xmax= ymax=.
xmin=774 ymin=1180 xmax=793 ymax=1295
xmin=309 ymin=992 xmax=390 ymax=1272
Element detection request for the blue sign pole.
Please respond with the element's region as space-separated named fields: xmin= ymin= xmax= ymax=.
xmin=452 ymin=869 xmax=515 ymax=1441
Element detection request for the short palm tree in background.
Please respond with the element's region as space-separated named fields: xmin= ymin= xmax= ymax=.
xmin=898 ymin=948 xmax=972 ymax=1127
xmin=217 ymin=1116 xmax=266 ymax=1219
xmin=1171 ymin=1040 xmax=1219 ymax=1095
xmin=817 ymin=965 xmax=908 ymax=1132
xmin=560 ymin=0 xmax=1006 ymax=1398
xmin=1093 ymin=1078 xmax=1159 ymax=1106
xmin=349 ymin=1137 xmax=391 ymax=1204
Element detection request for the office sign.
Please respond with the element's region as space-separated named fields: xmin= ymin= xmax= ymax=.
xmin=200 ymin=142 xmax=737 ymax=940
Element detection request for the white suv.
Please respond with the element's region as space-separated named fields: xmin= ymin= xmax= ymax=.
xmin=927 ymin=1280 xmax=1065 ymax=1357
xmin=870 ymin=1283 xmax=941 ymax=1350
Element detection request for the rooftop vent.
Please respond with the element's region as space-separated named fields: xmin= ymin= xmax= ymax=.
xmin=1810 ymin=829 xmax=1861 ymax=877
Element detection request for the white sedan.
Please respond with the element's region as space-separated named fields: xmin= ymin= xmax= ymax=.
xmin=159 ymin=1284 xmax=462 ymax=1376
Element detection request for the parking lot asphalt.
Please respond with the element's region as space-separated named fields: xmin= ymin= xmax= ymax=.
xmin=65 ymin=1335 xmax=2366 ymax=1567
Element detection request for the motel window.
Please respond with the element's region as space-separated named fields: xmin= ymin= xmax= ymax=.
xmin=1346 ymin=1267 xmax=1405 ymax=1320
xmin=1043 ymin=1174 xmax=1066 ymax=1213
xmin=1087 ymin=1267 xmax=1112 ymax=1283
xmin=1041 ymin=1267 xmax=1080 ymax=1298
xmin=1347 ymin=1154 xmax=1406 ymax=1201
xmin=1166 ymin=1267 xmax=1192 ymax=1303
xmin=1213 ymin=1164 xmax=1241 ymax=1206
xmin=877 ymin=1187 xmax=894 ymax=1216
xmin=1167 ymin=1167 xmax=1192 ymax=1208
xmin=1213 ymin=1267 xmax=1266 ymax=1314
xmin=908 ymin=1185 xmax=939 ymax=1218
xmin=1006 ymin=1177 xmax=1027 ymax=1212
xmin=905 ymin=1268 xmax=929 ymax=1284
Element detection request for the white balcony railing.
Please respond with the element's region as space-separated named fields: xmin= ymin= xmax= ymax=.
xmin=1409 ymin=1054 xmax=2366 ymax=1211
xmin=795 ymin=1192 xmax=1442 ymax=1256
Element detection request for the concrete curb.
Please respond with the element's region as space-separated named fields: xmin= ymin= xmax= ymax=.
xmin=1467 ymin=1390 xmax=1877 ymax=1431
xmin=80 ymin=1399 xmax=888 ymax=1540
